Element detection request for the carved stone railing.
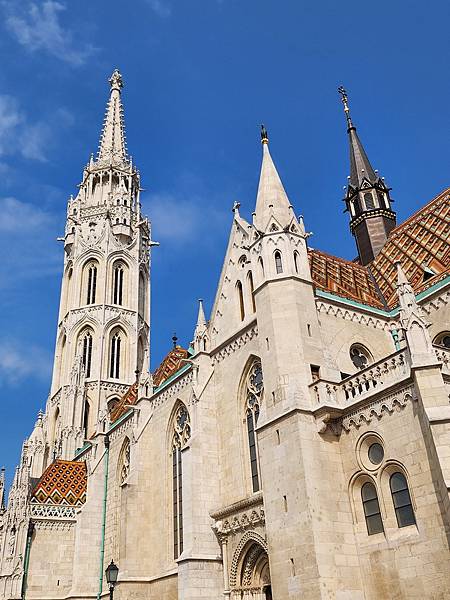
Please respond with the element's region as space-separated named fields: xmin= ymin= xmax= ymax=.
xmin=29 ymin=503 xmax=76 ymax=520
xmin=311 ymin=349 xmax=410 ymax=407
xmin=435 ymin=345 xmax=450 ymax=375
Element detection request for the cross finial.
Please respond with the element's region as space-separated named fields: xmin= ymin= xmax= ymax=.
xmin=109 ymin=69 xmax=123 ymax=92
xmin=260 ymin=124 xmax=269 ymax=145
xmin=338 ymin=85 xmax=354 ymax=129
xmin=172 ymin=333 xmax=178 ymax=348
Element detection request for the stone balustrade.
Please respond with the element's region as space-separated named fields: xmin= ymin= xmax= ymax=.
xmin=311 ymin=349 xmax=410 ymax=407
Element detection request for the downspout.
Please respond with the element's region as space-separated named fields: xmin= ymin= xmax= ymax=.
xmin=21 ymin=521 xmax=35 ymax=599
xmin=97 ymin=435 xmax=110 ymax=600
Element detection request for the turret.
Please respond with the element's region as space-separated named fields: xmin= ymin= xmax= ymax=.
xmin=338 ymin=86 xmax=396 ymax=265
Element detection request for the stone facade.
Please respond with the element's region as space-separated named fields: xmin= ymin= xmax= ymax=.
xmin=0 ymin=73 xmax=449 ymax=599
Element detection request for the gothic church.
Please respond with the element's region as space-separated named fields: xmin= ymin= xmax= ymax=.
xmin=0 ymin=71 xmax=449 ymax=599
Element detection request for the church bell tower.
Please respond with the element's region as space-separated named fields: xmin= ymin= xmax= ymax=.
xmin=339 ymin=86 xmax=396 ymax=265
xmin=42 ymin=70 xmax=151 ymax=463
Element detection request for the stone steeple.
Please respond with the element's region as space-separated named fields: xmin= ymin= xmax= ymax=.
xmin=254 ymin=125 xmax=293 ymax=232
xmin=338 ymin=86 xmax=396 ymax=265
xmin=192 ymin=299 xmax=208 ymax=354
xmin=97 ymin=69 xmax=128 ymax=165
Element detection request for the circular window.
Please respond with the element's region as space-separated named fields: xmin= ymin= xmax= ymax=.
xmin=368 ymin=443 xmax=384 ymax=465
xmin=350 ymin=345 xmax=372 ymax=370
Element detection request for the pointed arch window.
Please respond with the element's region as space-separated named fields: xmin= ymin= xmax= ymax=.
xmin=390 ymin=472 xmax=415 ymax=528
xmin=364 ymin=192 xmax=375 ymax=210
xmin=245 ymin=360 xmax=264 ymax=492
xmin=109 ymin=332 xmax=122 ymax=379
xmin=247 ymin=271 xmax=256 ymax=313
xmin=86 ymin=263 xmax=97 ymax=304
xmin=293 ymin=251 xmax=299 ymax=274
xmin=113 ymin=263 xmax=124 ymax=305
xmin=82 ymin=331 xmax=93 ymax=378
xmin=236 ymin=280 xmax=245 ymax=321
xmin=172 ymin=404 xmax=191 ymax=559
xmin=361 ymin=482 xmax=384 ymax=535
xmin=274 ymin=251 xmax=283 ymax=274
xmin=83 ymin=399 xmax=90 ymax=440
xmin=258 ymin=257 xmax=265 ymax=279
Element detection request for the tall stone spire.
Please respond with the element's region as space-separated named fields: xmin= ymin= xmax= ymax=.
xmin=254 ymin=125 xmax=293 ymax=232
xmin=97 ymin=69 xmax=128 ymax=165
xmin=338 ymin=86 xmax=396 ymax=265
xmin=192 ymin=299 xmax=208 ymax=354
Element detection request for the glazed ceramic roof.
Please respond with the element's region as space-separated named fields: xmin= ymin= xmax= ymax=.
xmin=30 ymin=460 xmax=87 ymax=506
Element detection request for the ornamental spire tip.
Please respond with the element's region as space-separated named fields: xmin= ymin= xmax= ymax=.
xmin=260 ymin=124 xmax=269 ymax=145
xmin=338 ymin=85 xmax=354 ymax=130
xmin=109 ymin=69 xmax=123 ymax=92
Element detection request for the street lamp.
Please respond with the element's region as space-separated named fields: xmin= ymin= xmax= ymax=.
xmin=105 ymin=560 xmax=119 ymax=600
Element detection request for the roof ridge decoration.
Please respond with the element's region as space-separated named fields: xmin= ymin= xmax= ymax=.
xmin=153 ymin=346 xmax=189 ymax=388
xmin=110 ymin=380 xmax=139 ymax=423
xmin=96 ymin=69 xmax=129 ymax=166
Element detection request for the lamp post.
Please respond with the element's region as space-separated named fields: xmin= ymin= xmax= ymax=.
xmin=105 ymin=560 xmax=119 ymax=600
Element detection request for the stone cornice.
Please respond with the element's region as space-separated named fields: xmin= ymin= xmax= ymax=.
xmin=210 ymin=492 xmax=263 ymax=521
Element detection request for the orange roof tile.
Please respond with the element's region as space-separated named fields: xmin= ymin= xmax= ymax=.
xmin=153 ymin=346 xmax=189 ymax=387
xmin=30 ymin=460 xmax=87 ymax=506
xmin=110 ymin=381 xmax=138 ymax=423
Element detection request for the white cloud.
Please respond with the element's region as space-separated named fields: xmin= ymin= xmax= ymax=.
xmin=4 ymin=0 xmax=96 ymax=66
xmin=0 ymin=197 xmax=62 ymax=288
xmin=147 ymin=0 xmax=172 ymax=18
xmin=0 ymin=95 xmax=73 ymax=162
xmin=0 ymin=339 xmax=52 ymax=386
xmin=145 ymin=192 xmax=226 ymax=244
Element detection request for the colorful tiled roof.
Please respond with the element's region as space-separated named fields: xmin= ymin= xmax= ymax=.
xmin=370 ymin=188 xmax=449 ymax=308
xmin=309 ymin=188 xmax=449 ymax=310
xmin=110 ymin=381 xmax=138 ymax=423
xmin=30 ymin=460 xmax=87 ymax=506
xmin=153 ymin=346 xmax=189 ymax=388
xmin=308 ymin=248 xmax=384 ymax=308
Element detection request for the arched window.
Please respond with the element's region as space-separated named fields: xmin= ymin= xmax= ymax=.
xmin=247 ymin=272 xmax=256 ymax=313
xmin=258 ymin=257 xmax=265 ymax=278
xmin=109 ymin=332 xmax=122 ymax=379
xmin=113 ymin=263 xmax=124 ymax=305
xmin=138 ymin=271 xmax=147 ymax=317
xmin=434 ymin=332 xmax=450 ymax=349
xmin=364 ymin=192 xmax=375 ymax=210
xmin=361 ymin=482 xmax=384 ymax=535
xmin=82 ymin=331 xmax=93 ymax=378
xmin=293 ymin=251 xmax=299 ymax=274
xmin=350 ymin=344 xmax=372 ymax=370
xmin=274 ymin=251 xmax=283 ymax=274
xmin=83 ymin=399 xmax=90 ymax=440
xmin=390 ymin=472 xmax=415 ymax=528
xmin=172 ymin=404 xmax=191 ymax=559
xmin=236 ymin=281 xmax=245 ymax=321
xmin=86 ymin=263 xmax=97 ymax=304
xmin=245 ymin=360 xmax=264 ymax=493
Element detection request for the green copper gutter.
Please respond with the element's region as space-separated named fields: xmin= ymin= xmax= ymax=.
xmin=21 ymin=521 xmax=34 ymax=599
xmin=97 ymin=436 xmax=110 ymax=600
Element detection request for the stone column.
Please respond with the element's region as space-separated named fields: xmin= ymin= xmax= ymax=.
xmin=222 ymin=538 xmax=231 ymax=597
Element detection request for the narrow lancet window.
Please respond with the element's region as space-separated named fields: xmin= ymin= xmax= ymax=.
xmin=82 ymin=331 xmax=93 ymax=378
xmin=248 ymin=271 xmax=256 ymax=313
xmin=113 ymin=263 xmax=124 ymax=305
xmin=274 ymin=251 xmax=283 ymax=274
xmin=86 ymin=264 xmax=97 ymax=304
xmin=237 ymin=280 xmax=245 ymax=321
xmin=109 ymin=333 xmax=122 ymax=379
xmin=172 ymin=404 xmax=191 ymax=559
xmin=245 ymin=360 xmax=264 ymax=492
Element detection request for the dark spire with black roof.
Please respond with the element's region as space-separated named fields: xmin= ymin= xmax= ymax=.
xmin=338 ymin=86 xmax=396 ymax=265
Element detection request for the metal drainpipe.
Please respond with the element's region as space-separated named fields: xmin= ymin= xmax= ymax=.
xmin=97 ymin=435 xmax=110 ymax=600
xmin=21 ymin=521 xmax=35 ymax=599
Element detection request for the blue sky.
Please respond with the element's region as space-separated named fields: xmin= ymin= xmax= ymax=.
xmin=0 ymin=0 xmax=448 ymax=486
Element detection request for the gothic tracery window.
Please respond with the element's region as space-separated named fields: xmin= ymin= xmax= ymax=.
xmin=245 ymin=360 xmax=264 ymax=493
xmin=350 ymin=344 xmax=372 ymax=370
xmin=172 ymin=404 xmax=191 ymax=559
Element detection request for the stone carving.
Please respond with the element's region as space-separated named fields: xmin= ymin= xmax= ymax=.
xmin=341 ymin=387 xmax=415 ymax=431
xmin=212 ymin=325 xmax=258 ymax=364
xmin=229 ymin=531 xmax=268 ymax=588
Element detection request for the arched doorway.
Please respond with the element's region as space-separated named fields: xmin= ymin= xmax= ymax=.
xmin=231 ymin=539 xmax=272 ymax=599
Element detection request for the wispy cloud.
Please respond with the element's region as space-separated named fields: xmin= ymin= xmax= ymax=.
xmin=3 ymin=1 xmax=97 ymax=66
xmin=0 ymin=95 xmax=73 ymax=162
xmin=145 ymin=191 xmax=227 ymax=245
xmin=147 ymin=0 xmax=172 ymax=18
xmin=0 ymin=197 xmax=62 ymax=289
xmin=0 ymin=339 xmax=52 ymax=386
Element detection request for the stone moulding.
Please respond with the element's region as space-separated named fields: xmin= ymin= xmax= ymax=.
xmin=212 ymin=324 xmax=258 ymax=365
xmin=29 ymin=503 xmax=76 ymax=520
xmin=228 ymin=530 xmax=268 ymax=588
